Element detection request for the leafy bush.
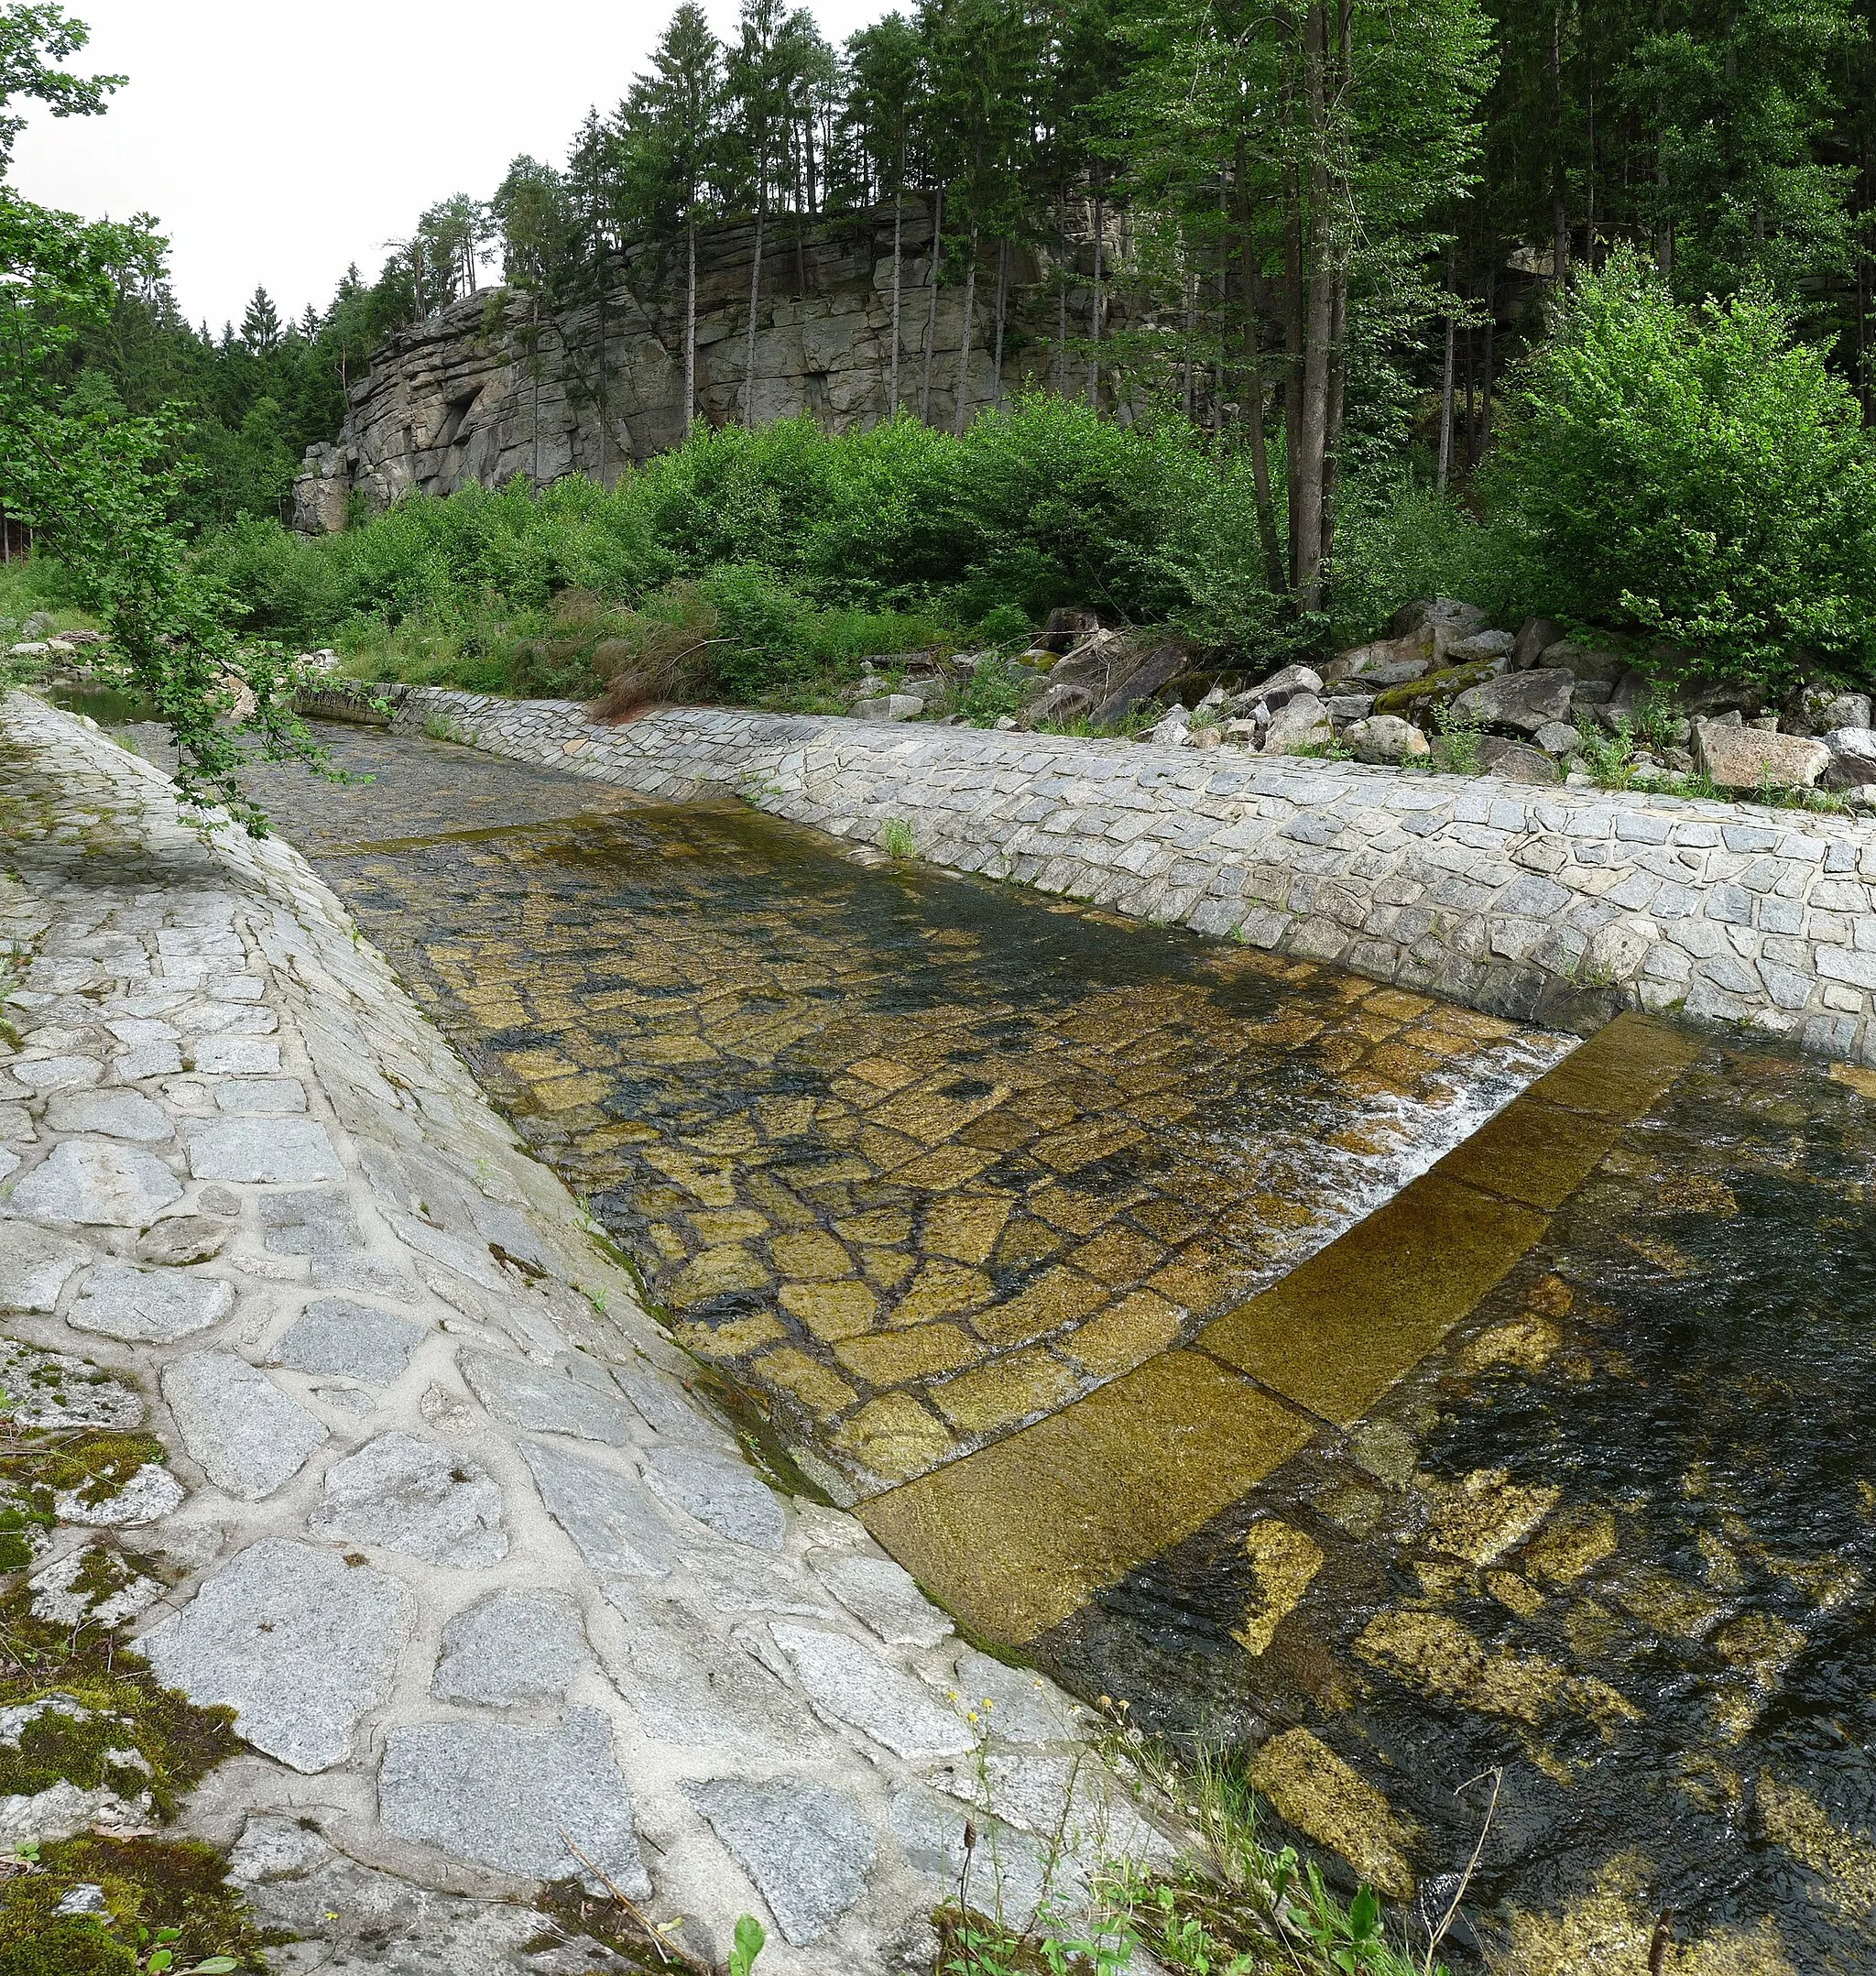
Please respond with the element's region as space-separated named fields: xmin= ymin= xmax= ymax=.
xmin=194 ymin=399 xmax=1299 ymax=701
xmin=1329 ymin=475 xmax=1532 ymax=647
xmin=1487 ymin=246 xmax=1876 ymax=685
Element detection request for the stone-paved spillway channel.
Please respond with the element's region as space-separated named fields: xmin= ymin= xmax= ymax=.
xmin=246 ymin=722 xmax=1876 ymax=1972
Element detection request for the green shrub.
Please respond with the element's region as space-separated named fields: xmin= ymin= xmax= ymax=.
xmin=1330 ymin=475 xmax=1532 ymax=646
xmin=1488 ymin=246 xmax=1876 ymax=685
xmin=185 ymin=398 xmax=1324 ymax=709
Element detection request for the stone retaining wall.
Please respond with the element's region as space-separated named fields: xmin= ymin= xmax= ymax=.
xmin=301 ymin=682 xmax=1876 ymax=1064
xmin=1 ymin=692 xmax=1147 ymax=1973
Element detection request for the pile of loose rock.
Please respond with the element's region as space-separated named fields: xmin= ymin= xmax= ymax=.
xmin=982 ymin=599 xmax=1876 ymax=802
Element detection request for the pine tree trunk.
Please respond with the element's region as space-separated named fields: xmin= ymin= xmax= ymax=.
xmin=889 ymin=191 xmax=903 ymax=414
xmin=921 ymin=185 xmax=945 ymax=424
xmin=1436 ymin=313 xmax=1456 ymax=490
xmin=685 ymin=221 xmax=697 ymax=430
xmin=744 ymin=202 xmax=766 ymax=424
xmin=1085 ymin=175 xmax=1105 ymax=410
xmin=1292 ymin=4 xmax=1333 ymax=611
xmin=954 ymin=235 xmax=977 ymax=436
xmin=1322 ymin=267 xmax=1347 ymax=576
xmin=1481 ymin=286 xmax=1497 ymax=455
xmin=991 ymin=239 xmax=1009 ymax=410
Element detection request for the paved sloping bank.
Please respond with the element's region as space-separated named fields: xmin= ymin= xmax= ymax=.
xmin=307 ymin=683 xmax=1876 ymax=1062
xmin=0 ymin=691 xmax=1159 ymax=1974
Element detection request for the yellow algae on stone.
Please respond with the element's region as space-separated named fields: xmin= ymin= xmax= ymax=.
xmin=834 ymin=1323 xmax=983 ymax=1385
xmin=1061 ymin=1291 xmax=1183 ymax=1378
xmin=1712 ymin=1612 xmax=1806 ymax=1687
xmin=1656 ymin=1171 xmax=1740 ymax=1216
xmin=835 ymin=1392 xmax=959 ymax=1480
xmin=934 ymin=1349 xmax=1080 ymax=1433
xmin=1423 ymin=1468 xmax=1562 ymax=1567
xmin=1231 ymin=1520 xmax=1324 ymax=1655
xmin=892 ymin=1145 xmax=1000 ymax=1189
xmin=1501 ymin=1850 xmax=1802 ymax=1976
xmin=742 ymin=1172 xmax=817 ymax=1229
xmin=666 ymin=1243 xmax=772 ymax=1305
xmin=971 ymin=1266 xmax=1109 ymax=1348
xmin=1027 ymin=1184 xmax=1124 ymax=1236
xmin=1248 ymin=1729 xmax=1418 ymax=1899
xmin=676 ymin=1311 xmax=785 ymax=1359
xmin=1488 ymin=1570 xmax=1547 ymax=1619
xmin=861 ymin=1247 xmax=917 ymax=1291
xmin=890 ymin=1260 xmax=995 ymax=1326
xmin=836 ymin=1206 xmax=914 ymax=1246
xmin=1612 ymin=1568 xmax=1725 ymax=1642
xmin=1071 ymin=1224 xmax=1167 ymax=1289
xmin=770 ymin=1229 xmax=854 ymax=1282
xmin=646 ymin=1221 xmax=691 ymax=1261
xmin=688 ymin=1208 xmax=774 ymax=1246
xmin=1757 ymin=1775 xmax=1876 ymax=1921
xmin=754 ymin=1346 xmax=860 ymax=1414
xmin=1357 ymin=1610 xmax=1639 ymax=1731
xmin=922 ymin=1193 xmax=1014 ymax=1266
xmin=1828 ymin=1061 xmax=1876 ymax=1101
xmin=1621 ymin=1232 xmax=1701 ymax=1276
xmin=1454 ymin=1311 xmax=1565 ymax=1375
xmin=1523 ymin=1505 xmax=1619 ymax=1584
xmin=848 ymin=1055 xmax=920 ymax=1091
xmin=779 ymin=1279 xmax=879 ymax=1341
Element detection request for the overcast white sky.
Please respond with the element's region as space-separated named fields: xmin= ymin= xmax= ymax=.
xmin=12 ymin=0 xmax=890 ymax=333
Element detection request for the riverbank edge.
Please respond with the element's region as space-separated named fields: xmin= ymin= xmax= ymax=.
xmin=0 ymin=691 xmax=1147 ymax=1975
xmin=300 ymin=682 xmax=1876 ymax=1064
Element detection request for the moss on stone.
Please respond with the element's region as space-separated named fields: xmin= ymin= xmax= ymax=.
xmin=0 ymin=1836 xmax=276 ymax=1975
xmin=0 ymin=1591 xmax=240 ymax=1815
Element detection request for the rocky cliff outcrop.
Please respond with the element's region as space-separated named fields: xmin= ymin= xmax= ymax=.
xmin=294 ymin=202 xmax=1107 ymax=530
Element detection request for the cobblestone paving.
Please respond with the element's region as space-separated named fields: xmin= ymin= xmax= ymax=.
xmin=242 ymin=724 xmax=1562 ymax=1499
xmin=0 ymin=693 xmax=1163 ymax=1975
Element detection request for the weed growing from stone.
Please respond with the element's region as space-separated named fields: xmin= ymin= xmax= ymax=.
xmin=1429 ymin=704 xmax=1483 ymax=776
xmin=1576 ymin=723 xmax=1638 ymax=790
xmin=883 ymin=818 xmax=918 ymax=859
xmin=956 ymin=660 xmax=1030 ymax=727
xmin=421 ymin=712 xmax=479 ymax=747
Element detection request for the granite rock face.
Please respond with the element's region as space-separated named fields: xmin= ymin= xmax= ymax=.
xmin=293 ymin=202 xmax=1133 ymax=528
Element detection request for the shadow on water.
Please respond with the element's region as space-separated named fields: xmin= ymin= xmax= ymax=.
xmin=239 ymin=724 xmax=1876 ymax=1969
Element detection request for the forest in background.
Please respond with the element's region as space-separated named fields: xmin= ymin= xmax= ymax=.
xmin=55 ymin=0 xmax=1876 ymax=550
xmin=9 ymin=0 xmax=1876 ymax=785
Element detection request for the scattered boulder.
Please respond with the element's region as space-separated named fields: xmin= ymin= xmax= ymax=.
xmin=1820 ymin=728 xmax=1876 ymax=791
xmin=1444 ymin=629 xmax=1515 ymax=667
xmin=1324 ymin=693 xmax=1374 ymax=726
xmin=1538 ymin=640 xmax=1628 ymax=686
xmin=1147 ymin=704 xmax=1191 ymax=747
xmin=1477 ymin=737 xmax=1562 ymax=784
xmin=1692 ymin=719 xmax=1829 ymax=791
xmin=1089 ymin=640 xmax=1189 ymax=724
xmin=1679 ymin=679 xmax=1766 ymax=723
xmin=1449 ymin=668 xmax=1576 ymax=737
xmin=1390 ymin=597 xmax=1489 ymax=659
xmin=1036 ymin=606 xmax=1101 ymax=653
xmin=1532 ymin=721 xmax=1583 ymax=757
xmin=1022 ymin=682 xmax=1094 ymax=726
xmin=1248 ymin=663 xmax=1324 ymax=709
xmin=1369 ymin=660 xmax=1500 ymax=725
xmin=1511 ymin=617 xmax=1567 ymax=670
xmin=1785 ymin=681 xmax=1872 ymax=737
xmin=1345 ymin=715 xmax=1429 ymax=765
xmin=1324 ymin=627 xmax=1434 ymax=686
xmin=853 ymin=693 xmax=923 ymax=723
xmin=1261 ymin=692 xmax=1332 ymax=754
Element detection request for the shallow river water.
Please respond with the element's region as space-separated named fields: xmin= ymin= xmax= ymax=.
xmin=242 ymin=724 xmax=1876 ymax=1973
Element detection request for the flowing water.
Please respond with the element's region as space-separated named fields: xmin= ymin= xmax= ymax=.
xmin=239 ymin=722 xmax=1876 ymax=1971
